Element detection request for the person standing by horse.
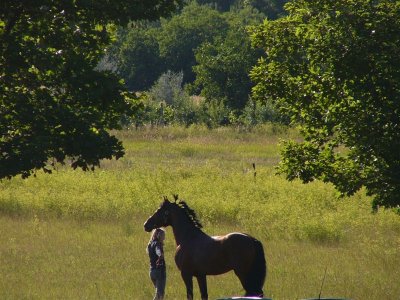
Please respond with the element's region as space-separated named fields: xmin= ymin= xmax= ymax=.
xmin=147 ymin=228 xmax=167 ymax=300
xmin=144 ymin=197 xmax=267 ymax=299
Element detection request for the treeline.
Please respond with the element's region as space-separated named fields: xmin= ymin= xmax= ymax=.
xmin=98 ymin=0 xmax=289 ymax=128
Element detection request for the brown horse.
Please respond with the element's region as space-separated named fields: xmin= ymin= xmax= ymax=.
xmin=143 ymin=196 xmax=267 ymax=300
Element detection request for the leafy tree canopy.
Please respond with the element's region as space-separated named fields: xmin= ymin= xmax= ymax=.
xmin=107 ymin=1 xmax=289 ymax=94
xmin=0 ymin=0 xmax=181 ymax=179
xmin=192 ymin=6 xmax=264 ymax=110
xmin=239 ymin=0 xmax=288 ymax=19
xmin=157 ymin=2 xmax=230 ymax=83
xmin=250 ymin=0 xmax=400 ymax=209
xmin=195 ymin=0 xmax=288 ymax=18
xmin=116 ymin=22 xmax=164 ymax=91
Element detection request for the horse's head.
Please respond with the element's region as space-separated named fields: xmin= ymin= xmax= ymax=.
xmin=144 ymin=196 xmax=175 ymax=232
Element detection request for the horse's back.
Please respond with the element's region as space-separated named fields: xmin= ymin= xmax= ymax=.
xmin=218 ymin=232 xmax=259 ymax=249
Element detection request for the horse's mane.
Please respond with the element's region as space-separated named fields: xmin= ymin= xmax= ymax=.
xmin=176 ymin=200 xmax=203 ymax=229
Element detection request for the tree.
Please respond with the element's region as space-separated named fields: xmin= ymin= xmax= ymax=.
xmin=195 ymin=0 xmax=237 ymax=12
xmin=149 ymin=71 xmax=185 ymax=106
xmin=245 ymin=0 xmax=288 ymax=19
xmin=250 ymin=0 xmax=400 ymax=209
xmin=157 ymin=2 xmax=229 ymax=84
xmin=1 ymin=1 xmax=181 ymax=179
xmin=195 ymin=0 xmax=288 ymax=17
xmin=114 ymin=22 xmax=165 ymax=92
xmin=148 ymin=71 xmax=199 ymax=126
xmin=192 ymin=7 xmax=264 ymax=111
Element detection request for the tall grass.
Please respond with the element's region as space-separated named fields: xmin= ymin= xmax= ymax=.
xmin=0 ymin=125 xmax=399 ymax=299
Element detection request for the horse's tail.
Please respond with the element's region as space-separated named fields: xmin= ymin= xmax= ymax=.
xmin=245 ymin=238 xmax=267 ymax=296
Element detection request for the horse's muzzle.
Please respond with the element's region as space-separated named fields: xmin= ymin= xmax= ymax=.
xmin=143 ymin=220 xmax=153 ymax=232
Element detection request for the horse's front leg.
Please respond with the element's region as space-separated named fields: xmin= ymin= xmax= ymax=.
xmin=181 ymin=271 xmax=193 ymax=300
xmin=196 ymin=274 xmax=208 ymax=300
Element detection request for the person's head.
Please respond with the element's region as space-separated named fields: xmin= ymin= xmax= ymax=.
xmin=150 ymin=228 xmax=165 ymax=243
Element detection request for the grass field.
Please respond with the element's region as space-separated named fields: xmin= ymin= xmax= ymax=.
xmin=1 ymin=125 xmax=399 ymax=299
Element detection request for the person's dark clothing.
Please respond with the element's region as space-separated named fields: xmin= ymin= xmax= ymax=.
xmin=148 ymin=241 xmax=166 ymax=270
xmin=148 ymin=240 xmax=166 ymax=300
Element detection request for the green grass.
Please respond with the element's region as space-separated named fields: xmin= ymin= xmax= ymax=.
xmin=1 ymin=124 xmax=399 ymax=299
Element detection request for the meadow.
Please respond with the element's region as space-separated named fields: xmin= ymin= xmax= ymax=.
xmin=1 ymin=125 xmax=399 ymax=299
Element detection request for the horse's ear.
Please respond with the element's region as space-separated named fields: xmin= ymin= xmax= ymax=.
xmin=163 ymin=195 xmax=170 ymax=203
xmin=173 ymin=194 xmax=179 ymax=203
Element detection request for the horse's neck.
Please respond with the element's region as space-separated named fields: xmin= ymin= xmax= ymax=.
xmin=171 ymin=211 xmax=203 ymax=246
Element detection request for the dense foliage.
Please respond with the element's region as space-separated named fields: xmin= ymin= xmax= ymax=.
xmin=250 ymin=0 xmax=400 ymax=209
xmin=106 ymin=2 xmax=285 ymax=127
xmin=115 ymin=22 xmax=164 ymax=91
xmin=158 ymin=3 xmax=229 ymax=84
xmin=197 ymin=0 xmax=287 ymax=18
xmin=0 ymin=1 xmax=181 ymax=179
xmin=192 ymin=7 xmax=265 ymax=111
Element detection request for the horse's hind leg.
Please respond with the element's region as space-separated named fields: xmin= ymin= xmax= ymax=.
xmin=196 ymin=275 xmax=208 ymax=300
xmin=234 ymin=269 xmax=263 ymax=297
xmin=234 ymin=270 xmax=250 ymax=295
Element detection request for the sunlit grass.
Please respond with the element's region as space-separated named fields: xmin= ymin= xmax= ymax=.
xmin=0 ymin=125 xmax=399 ymax=299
